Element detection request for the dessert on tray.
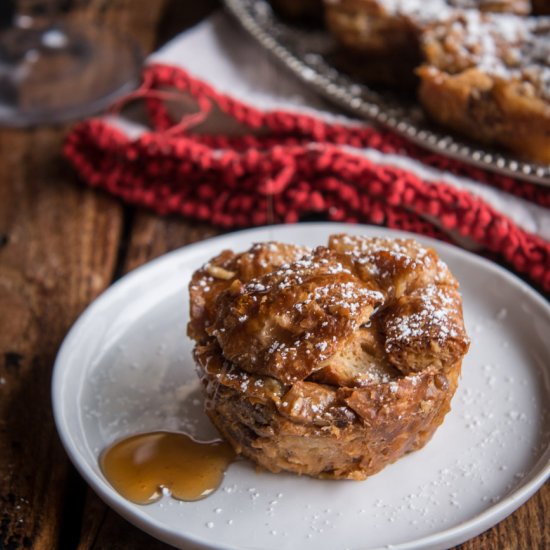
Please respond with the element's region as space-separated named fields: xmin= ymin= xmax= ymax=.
xmin=417 ymin=12 xmax=550 ymax=162
xmin=324 ymin=0 xmax=530 ymax=57
xmin=321 ymin=0 xmax=550 ymax=161
xmin=322 ymin=0 xmax=532 ymax=89
xmin=188 ymin=235 xmax=469 ymax=479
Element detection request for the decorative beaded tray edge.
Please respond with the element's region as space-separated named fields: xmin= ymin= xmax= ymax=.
xmin=224 ymin=0 xmax=550 ymax=187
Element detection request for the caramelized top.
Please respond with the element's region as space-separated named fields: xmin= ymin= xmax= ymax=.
xmin=211 ymin=246 xmax=384 ymax=383
xmin=188 ymin=235 xmax=469 ymax=387
xmin=326 ymin=0 xmax=531 ymax=19
xmin=188 ymin=242 xmax=309 ymax=343
xmin=327 ymin=234 xmax=454 ymax=295
xmin=420 ymin=11 xmax=550 ymax=100
xmin=329 ymin=0 xmax=547 ymax=98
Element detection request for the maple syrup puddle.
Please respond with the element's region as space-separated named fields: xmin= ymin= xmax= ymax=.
xmin=99 ymin=431 xmax=236 ymax=505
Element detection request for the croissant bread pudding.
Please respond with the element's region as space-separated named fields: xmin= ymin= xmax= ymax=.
xmin=417 ymin=12 xmax=550 ymax=163
xmin=323 ymin=0 xmax=531 ymax=87
xmin=188 ymin=235 xmax=470 ymax=480
xmin=323 ymin=0 xmax=530 ymax=58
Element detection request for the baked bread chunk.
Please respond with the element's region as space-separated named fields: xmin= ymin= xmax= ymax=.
xmin=323 ymin=0 xmax=531 ymax=86
xmin=417 ymin=12 xmax=550 ymax=162
xmin=188 ymin=236 xmax=470 ymax=479
xmin=324 ymin=0 xmax=530 ymax=55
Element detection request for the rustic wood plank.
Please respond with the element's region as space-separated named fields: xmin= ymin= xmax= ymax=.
xmin=78 ymin=491 xmax=170 ymax=550
xmin=5 ymin=0 xmax=541 ymax=548
xmin=0 ymin=1 xmax=169 ymax=548
xmin=122 ymin=213 xmax=220 ymax=274
xmin=0 ymin=127 xmax=123 ymax=550
xmin=72 ymin=2 xmax=222 ymax=548
xmin=85 ymin=0 xmax=168 ymax=54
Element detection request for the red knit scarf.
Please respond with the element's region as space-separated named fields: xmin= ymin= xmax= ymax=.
xmin=64 ymin=63 xmax=550 ymax=291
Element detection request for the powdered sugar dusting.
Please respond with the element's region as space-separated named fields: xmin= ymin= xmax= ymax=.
xmin=213 ymin=245 xmax=387 ymax=381
xmin=423 ymin=10 xmax=550 ymax=99
xmin=385 ymin=284 xmax=458 ymax=350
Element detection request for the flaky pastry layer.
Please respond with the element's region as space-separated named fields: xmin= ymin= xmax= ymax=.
xmin=188 ymin=235 xmax=469 ymax=479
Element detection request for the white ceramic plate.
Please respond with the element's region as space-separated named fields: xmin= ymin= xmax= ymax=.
xmin=52 ymin=223 xmax=550 ymax=550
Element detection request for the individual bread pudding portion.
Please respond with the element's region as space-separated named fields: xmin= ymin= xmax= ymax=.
xmin=188 ymin=235 xmax=470 ymax=480
xmin=417 ymin=12 xmax=550 ymax=162
xmin=324 ymin=0 xmax=531 ymax=56
xmin=323 ymin=0 xmax=531 ymax=86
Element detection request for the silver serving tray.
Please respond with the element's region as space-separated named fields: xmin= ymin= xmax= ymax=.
xmin=224 ymin=0 xmax=550 ymax=186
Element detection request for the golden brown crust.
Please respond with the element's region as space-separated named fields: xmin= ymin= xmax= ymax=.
xmin=324 ymin=0 xmax=531 ymax=57
xmin=417 ymin=13 xmax=550 ymax=162
xmin=324 ymin=0 xmax=419 ymax=55
xmin=211 ymin=246 xmax=384 ymax=383
xmin=310 ymin=329 xmax=400 ymax=387
xmin=323 ymin=0 xmax=423 ymax=87
xmin=188 ymin=235 xmax=470 ymax=479
xmin=324 ymin=0 xmax=531 ymax=48
xmin=188 ymin=242 xmax=309 ymax=343
xmin=328 ymin=234 xmax=455 ymax=295
xmin=201 ymin=361 xmax=461 ymax=479
xmin=324 ymin=0 xmax=528 ymax=88
xmin=383 ymin=283 xmax=469 ymax=374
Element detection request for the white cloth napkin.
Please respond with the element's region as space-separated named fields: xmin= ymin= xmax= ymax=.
xmin=123 ymin=11 xmax=550 ymax=241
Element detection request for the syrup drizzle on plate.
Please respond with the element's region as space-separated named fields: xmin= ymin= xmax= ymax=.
xmin=100 ymin=431 xmax=235 ymax=504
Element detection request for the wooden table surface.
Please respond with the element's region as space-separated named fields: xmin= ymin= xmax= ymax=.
xmin=0 ymin=1 xmax=547 ymax=549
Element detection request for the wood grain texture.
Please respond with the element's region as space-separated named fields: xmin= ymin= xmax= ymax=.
xmin=0 ymin=127 xmax=123 ymax=550
xmin=122 ymin=213 xmax=220 ymax=275
xmin=1 ymin=0 xmax=548 ymax=549
xmin=75 ymin=216 xmax=219 ymax=550
xmin=457 ymin=482 xmax=549 ymax=550
xmin=0 ymin=1 xmax=167 ymax=549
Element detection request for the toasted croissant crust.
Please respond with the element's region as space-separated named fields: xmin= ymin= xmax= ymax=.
xmin=211 ymin=246 xmax=384 ymax=384
xmin=188 ymin=235 xmax=469 ymax=479
xmin=188 ymin=242 xmax=309 ymax=343
xmin=323 ymin=0 xmax=530 ymax=89
xmin=417 ymin=13 xmax=550 ymax=162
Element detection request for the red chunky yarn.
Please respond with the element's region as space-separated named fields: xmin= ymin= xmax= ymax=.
xmin=143 ymin=64 xmax=550 ymax=208
xmin=64 ymin=63 xmax=550 ymax=291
